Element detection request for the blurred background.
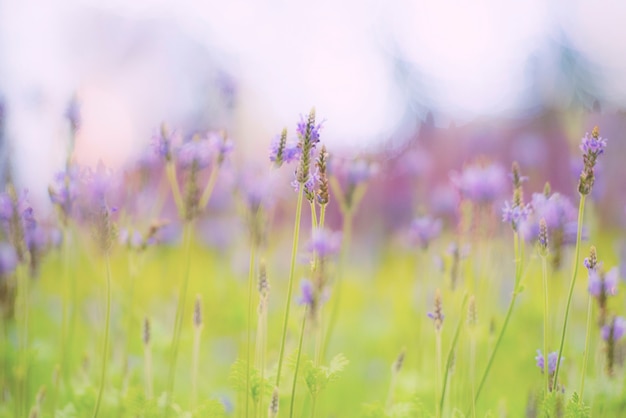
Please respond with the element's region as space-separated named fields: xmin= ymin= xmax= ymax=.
xmin=1 ymin=0 xmax=625 ymax=224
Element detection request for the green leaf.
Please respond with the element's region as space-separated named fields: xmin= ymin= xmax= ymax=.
xmin=565 ymin=392 xmax=590 ymax=418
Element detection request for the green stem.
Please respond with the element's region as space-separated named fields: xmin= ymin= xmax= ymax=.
xmin=552 ymin=194 xmax=586 ymax=388
xmin=124 ymin=253 xmax=137 ymax=375
xmin=199 ymin=163 xmax=220 ymax=210
xmin=20 ymin=264 xmax=30 ymax=418
xmin=579 ymin=294 xmax=593 ymax=402
xmin=310 ymin=396 xmax=317 ymax=418
xmin=470 ymin=334 xmax=476 ymax=418
xmin=192 ymin=325 xmax=202 ymax=410
xmin=275 ymin=188 xmax=304 ymax=387
xmin=440 ymin=294 xmax=469 ymax=415
xmin=255 ymin=297 xmax=267 ymax=418
xmin=541 ymin=255 xmax=550 ymax=395
xmin=310 ymin=201 xmax=318 ymax=232
xmin=165 ymin=161 xmax=185 ymax=218
xmin=246 ymin=245 xmax=257 ymax=417
xmin=435 ymin=330 xmax=442 ymax=418
xmin=321 ymin=210 xmax=353 ymax=361
xmin=92 ymin=254 xmax=112 ymax=418
xmin=144 ymin=341 xmax=153 ymax=400
xmin=289 ymin=309 xmax=308 ymax=418
xmin=474 ymin=232 xmax=522 ymax=406
xmin=165 ymin=222 xmax=193 ymax=410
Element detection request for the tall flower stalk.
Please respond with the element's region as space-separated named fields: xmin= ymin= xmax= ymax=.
xmin=275 ymin=108 xmax=321 ymax=389
xmin=538 ymin=219 xmax=550 ymax=395
xmin=553 ymin=126 xmax=606 ymax=388
xmin=578 ymin=246 xmax=597 ymax=402
xmin=428 ymin=289 xmax=444 ymax=418
xmin=474 ymin=162 xmax=529 ymax=405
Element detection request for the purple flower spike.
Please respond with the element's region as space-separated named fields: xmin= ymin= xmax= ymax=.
xmin=307 ymin=228 xmax=342 ymax=258
xmin=580 ymin=131 xmax=607 ymax=157
xmin=0 ymin=243 xmax=18 ymax=276
xmin=502 ymin=201 xmax=531 ymax=231
xmin=177 ymin=138 xmax=213 ymax=170
xmin=269 ymin=134 xmax=300 ymax=165
xmin=409 ymin=216 xmax=442 ymax=249
xmin=588 ymin=267 xmax=619 ymax=297
xmin=602 ymin=317 xmax=626 ymax=342
xmin=535 ymin=350 xmax=560 ymax=375
xmin=450 ymin=162 xmax=507 ymax=204
xmin=297 ymin=279 xmax=314 ymax=307
xmin=296 ymin=114 xmax=323 ymax=146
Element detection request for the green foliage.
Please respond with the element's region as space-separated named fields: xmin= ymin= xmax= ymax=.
xmin=565 ymin=393 xmax=591 ymax=418
xmin=361 ymin=398 xmax=427 ymax=418
xmin=299 ymin=353 xmax=349 ymax=397
xmin=228 ymin=358 xmax=271 ymax=403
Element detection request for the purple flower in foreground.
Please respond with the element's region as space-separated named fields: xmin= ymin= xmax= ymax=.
xmin=450 ymin=162 xmax=507 ymax=204
xmin=307 ymin=228 xmax=342 ymax=258
xmin=297 ymin=279 xmax=314 ymax=307
xmin=580 ymin=130 xmax=607 ymax=157
xmin=269 ymin=133 xmax=300 ymax=166
xmin=535 ymin=350 xmax=560 ymax=375
xmin=291 ymin=170 xmax=319 ymax=195
xmin=602 ymin=316 xmax=626 ymax=342
xmin=502 ymin=201 xmax=531 ymax=231
xmin=296 ymin=113 xmax=323 ymax=146
xmin=0 ymin=243 xmax=18 ymax=277
xmin=409 ymin=216 xmax=442 ymax=249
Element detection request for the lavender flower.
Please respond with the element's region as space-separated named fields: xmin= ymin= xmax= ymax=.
xmin=297 ymin=279 xmax=314 ymax=307
xmin=535 ymin=350 xmax=560 ymax=375
xmin=588 ymin=267 xmax=619 ymax=297
xmin=296 ymin=112 xmax=323 ymax=146
xmin=0 ymin=243 xmax=18 ymax=277
xmin=151 ymin=124 xmax=180 ymax=162
xmin=602 ymin=316 xmax=626 ymax=375
xmin=408 ymin=216 xmax=442 ymax=249
xmin=0 ymin=187 xmax=37 ymax=262
xmin=307 ymin=228 xmax=342 ymax=258
xmin=427 ymin=289 xmax=444 ymax=331
xmin=48 ymin=166 xmax=81 ymax=222
xmin=578 ymin=126 xmax=607 ymax=195
xmin=65 ymin=96 xmax=81 ymax=132
xmin=450 ymin=162 xmax=507 ymax=204
xmin=584 ymin=246 xmax=597 ymax=272
xmin=538 ymin=218 xmax=548 ymax=255
xmin=502 ymin=200 xmax=531 ymax=232
xmin=602 ymin=316 xmax=626 ymax=342
xmin=269 ymin=129 xmax=300 ymax=167
xmin=177 ymin=137 xmax=213 ymax=170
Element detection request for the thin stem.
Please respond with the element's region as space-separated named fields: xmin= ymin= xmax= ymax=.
xmin=310 ymin=201 xmax=318 ymax=233
xmin=246 ymin=245 xmax=257 ymax=418
xmin=310 ymin=396 xmax=317 ymax=418
xmin=144 ymin=341 xmax=153 ymax=400
xmin=275 ymin=188 xmax=304 ymax=387
xmin=321 ymin=210 xmax=353 ymax=361
xmin=165 ymin=161 xmax=184 ymax=218
xmin=255 ymin=297 xmax=267 ymax=418
xmin=435 ymin=330 xmax=442 ymax=418
xmin=192 ymin=325 xmax=202 ymax=410
xmin=440 ymin=294 xmax=469 ymax=415
xmin=470 ymin=335 xmax=476 ymax=418
xmin=199 ymin=163 xmax=219 ymax=210
xmin=541 ymin=255 xmax=550 ymax=395
xmin=124 ymin=253 xmax=137 ymax=375
xmin=92 ymin=254 xmax=112 ymax=418
xmin=165 ymin=222 xmax=193 ymax=409
xmin=289 ymin=309 xmax=308 ymax=418
xmin=474 ymin=232 xmax=522 ymax=406
xmin=553 ymin=194 xmax=586 ymax=388
xmin=385 ymin=371 xmax=398 ymax=412
xmin=579 ymin=294 xmax=593 ymax=402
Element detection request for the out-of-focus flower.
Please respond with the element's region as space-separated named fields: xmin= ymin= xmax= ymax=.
xmin=588 ymin=267 xmax=619 ymax=297
xmin=408 ymin=216 xmax=442 ymax=249
xmin=65 ymin=96 xmax=80 ymax=132
xmin=0 ymin=243 xmax=18 ymax=277
xmin=602 ymin=316 xmax=626 ymax=342
xmin=297 ymin=279 xmax=314 ymax=307
xmin=269 ymin=129 xmax=300 ymax=167
xmin=450 ymin=162 xmax=507 ymax=204
xmin=502 ymin=200 xmax=531 ymax=231
xmin=49 ymin=166 xmax=82 ymax=222
xmin=307 ymin=228 xmax=342 ymax=258
xmin=427 ymin=289 xmax=444 ymax=331
xmin=535 ymin=350 xmax=560 ymax=375
xmin=177 ymin=137 xmax=213 ymax=170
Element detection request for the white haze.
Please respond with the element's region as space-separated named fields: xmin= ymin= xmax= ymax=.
xmin=1 ymin=0 xmax=626 ymax=204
